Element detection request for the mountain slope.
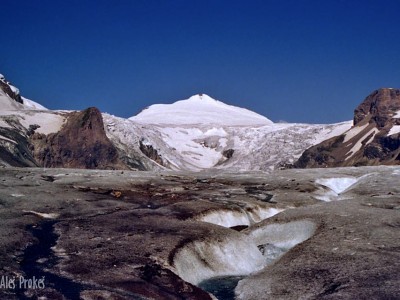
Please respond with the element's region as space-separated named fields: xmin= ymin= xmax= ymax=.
xmin=0 ymin=73 xmax=47 ymax=110
xmin=0 ymin=73 xmax=353 ymax=171
xmin=296 ymin=88 xmax=400 ymax=167
xmin=105 ymin=93 xmax=352 ymax=171
xmin=130 ymin=94 xmax=273 ymax=126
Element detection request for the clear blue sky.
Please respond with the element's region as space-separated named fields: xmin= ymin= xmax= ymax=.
xmin=1 ymin=0 xmax=399 ymax=123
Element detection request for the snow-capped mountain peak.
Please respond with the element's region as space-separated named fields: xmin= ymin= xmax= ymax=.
xmin=0 ymin=73 xmax=47 ymax=111
xmin=130 ymin=94 xmax=273 ymax=126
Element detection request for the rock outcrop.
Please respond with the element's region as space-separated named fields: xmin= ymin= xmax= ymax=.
xmin=296 ymin=88 xmax=400 ymax=168
xmin=30 ymin=107 xmax=129 ymax=169
xmin=0 ymin=75 xmax=23 ymax=104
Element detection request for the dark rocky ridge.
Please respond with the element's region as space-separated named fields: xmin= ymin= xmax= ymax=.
xmin=296 ymin=88 xmax=400 ymax=168
xmin=0 ymin=79 xmax=23 ymax=104
xmin=30 ymin=107 xmax=129 ymax=169
xmin=139 ymin=139 xmax=164 ymax=166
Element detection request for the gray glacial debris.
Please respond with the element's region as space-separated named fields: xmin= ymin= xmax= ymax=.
xmin=0 ymin=166 xmax=398 ymax=299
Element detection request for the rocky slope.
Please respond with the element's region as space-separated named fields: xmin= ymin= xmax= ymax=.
xmin=0 ymin=74 xmax=155 ymax=170
xmin=30 ymin=107 xmax=130 ymax=169
xmin=296 ymin=88 xmax=400 ymax=168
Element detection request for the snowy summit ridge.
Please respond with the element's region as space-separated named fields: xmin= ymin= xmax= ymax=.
xmin=130 ymin=94 xmax=273 ymax=126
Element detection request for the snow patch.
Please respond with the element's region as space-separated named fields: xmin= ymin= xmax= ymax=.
xmin=9 ymin=85 xmax=19 ymax=95
xmin=388 ymin=125 xmax=400 ymax=136
xmin=16 ymin=111 xmax=66 ymax=135
xmin=393 ymin=110 xmax=400 ymax=119
xmin=316 ymin=177 xmax=359 ymax=194
xmin=346 ymin=127 xmax=378 ymax=159
xmin=314 ymin=175 xmax=371 ymax=201
xmin=22 ymin=210 xmax=60 ymax=219
xmin=343 ymin=123 xmax=369 ymax=143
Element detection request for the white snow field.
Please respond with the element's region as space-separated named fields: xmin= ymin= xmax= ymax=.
xmin=0 ymin=78 xmax=67 ymax=147
xmin=105 ymin=94 xmax=352 ymax=171
xmin=130 ymin=94 xmax=273 ymax=126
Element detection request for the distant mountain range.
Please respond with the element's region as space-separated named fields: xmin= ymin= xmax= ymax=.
xmin=0 ymin=72 xmax=399 ymax=170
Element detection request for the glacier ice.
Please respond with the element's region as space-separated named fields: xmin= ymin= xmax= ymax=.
xmin=173 ymin=234 xmax=265 ymax=285
xmin=195 ymin=207 xmax=284 ymax=228
xmin=315 ymin=177 xmax=359 ymax=194
xmin=249 ymin=220 xmax=316 ymax=250
xmin=173 ymin=220 xmax=316 ymax=287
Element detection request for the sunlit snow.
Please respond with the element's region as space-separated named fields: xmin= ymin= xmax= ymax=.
xmin=346 ymin=127 xmax=378 ymax=159
xmin=343 ymin=123 xmax=368 ymax=143
xmin=316 ymin=177 xmax=359 ymax=194
xmin=388 ymin=125 xmax=400 ymax=136
xmin=130 ymin=94 xmax=273 ymax=126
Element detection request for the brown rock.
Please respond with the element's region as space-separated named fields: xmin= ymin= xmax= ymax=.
xmin=354 ymin=88 xmax=400 ymax=127
xmin=296 ymin=88 xmax=400 ymax=168
xmin=30 ymin=107 xmax=129 ymax=169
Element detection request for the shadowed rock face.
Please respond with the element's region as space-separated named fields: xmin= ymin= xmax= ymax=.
xmin=296 ymin=88 xmax=400 ymax=168
xmin=30 ymin=107 xmax=129 ymax=169
xmin=139 ymin=140 xmax=164 ymax=166
xmin=0 ymin=79 xmax=23 ymax=104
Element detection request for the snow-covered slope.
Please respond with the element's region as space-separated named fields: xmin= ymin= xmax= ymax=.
xmin=0 ymin=73 xmax=67 ymax=167
xmin=130 ymin=94 xmax=273 ymax=126
xmin=21 ymin=96 xmax=47 ymax=110
xmin=0 ymin=74 xmax=352 ymax=171
xmin=105 ymin=94 xmax=352 ymax=171
xmin=0 ymin=73 xmax=47 ymax=111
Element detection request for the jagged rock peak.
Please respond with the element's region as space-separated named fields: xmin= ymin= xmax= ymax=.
xmin=30 ymin=107 xmax=128 ymax=169
xmin=296 ymin=88 xmax=400 ymax=168
xmin=354 ymin=88 xmax=400 ymax=127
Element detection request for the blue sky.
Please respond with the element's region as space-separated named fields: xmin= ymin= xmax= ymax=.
xmin=1 ymin=0 xmax=400 ymax=123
